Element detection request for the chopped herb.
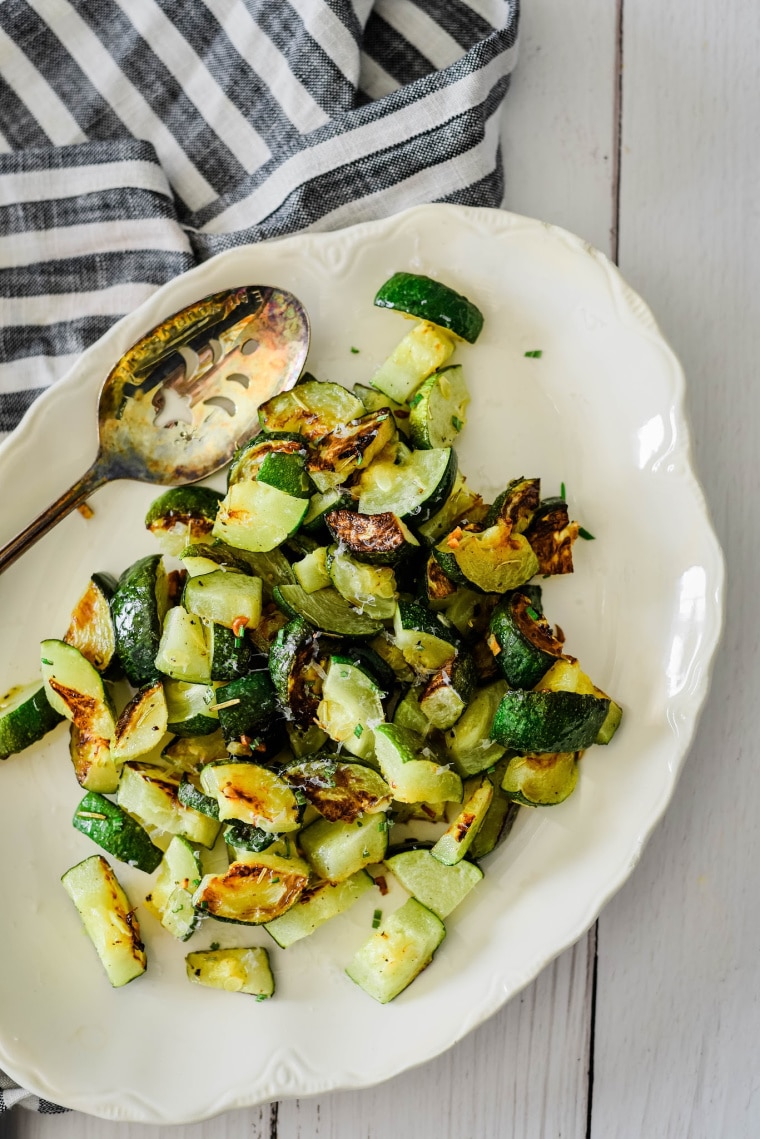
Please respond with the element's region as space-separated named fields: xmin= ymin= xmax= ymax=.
xmin=235 ymin=633 xmax=244 ymax=648
xmin=451 ymin=415 xmax=463 ymax=432
xmin=578 ymin=526 xmax=596 ymax=541
xmin=524 ymin=349 xmax=543 ymax=358
xmin=294 ymin=789 xmax=307 ymax=806
xmin=271 ymin=877 xmax=280 ymax=884
xmin=210 ymin=941 xmax=220 ymax=951
xmin=350 ymin=346 xmax=360 ymax=354
xmin=171 ymin=904 xmax=184 ymax=913
xmin=409 ymin=392 xmax=423 ymax=407
xmin=526 ymin=605 xmax=539 ymax=621
xmin=354 ymin=723 xmax=364 ymax=738
xmin=377 ymin=818 xmax=386 ymax=831
xmin=560 ymin=482 xmax=566 ymax=501
xmin=256 ymin=993 xmax=268 ymax=1002
xmin=191 ymin=878 xmax=201 ymax=888
xmin=41 ymin=658 xmax=53 ymax=666
xmin=372 ymin=909 xmax=382 ymax=929
xmin=362 ymin=848 xmax=370 ymax=858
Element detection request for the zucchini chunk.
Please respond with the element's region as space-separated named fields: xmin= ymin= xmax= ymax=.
xmin=408 ymin=365 xmax=469 ymax=450
xmin=178 ymin=776 xmax=220 ymax=819
xmin=374 ymin=272 xmax=484 ymax=344
xmin=338 ymin=643 xmax=396 ymax=695
xmin=273 ymin=583 xmax=383 ymax=637
xmin=206 ymin=622 xmax=256 ymax=681
xmin=183 ymin=570 xmax=262 ymax=632
xmin=249 ymin=601 xmax=289 ymax=654
xmin=431 ymin=777 xmax=493 ymax=865
xmin=353 ymin=382 xmax=410 ymax=435
xmin=484 ymin=477 xmax=541 ymax=532
xmin=374 ymin=724 xmax=462 ymax=804
xmin=265 ymin=871 xmax=374 ymax=948
xmin=327 ymin=546 xmax=397 ymax=620
xmin=345 ymin=897 xmax=445 ymax=1004
xmin=286 ymin=721 xmax=329 ymax=759
xmin=214 ymin=673 xmax=278 ymax=744
xmin=164 ymin=679 xmax=219 ymax=736
xmin=111 ymin=555 xmax=168 ymax=687
xmin=501 ymin=751 xmax=580 ymax=806
xmin=200 ymin=762 xmax=301 ymax=833
xmin=392 ymin=686 xmax=431 ymax=736
xmin=384 ymin=849 xmax=482 ymax=919
xmin=161 ymin=729 xmax=228 ymax=774
xmin=145 ymin=486 xmax=223 ymax=556
xmin=435 ymin=523 xmax=539 ymax=594
xmin=490 ymin=689 xmax=610 ymax=753
xmin=539 ymin=656 xmax=623 ymax=745
xmin=489 ymin=592 xmax=564 ymax=688
xmin=64 ymin=572 xmax=118 ymax=674
xmin=368 ymin=633 xmax=415 ymax=684
xmin=186 ymin=946 xmax=274 ymax=997
xmin=193 ymin=852 xmax=310 ymax=924
xmin=179 ymin=542 xmax=251 ymax=578
xmin=257 ymin=450 xmax=315 ymax=498
xmin=222 ymin=820 xmax=275 ymax=855
xmin=300 ymin=816 xmax=388 ymax=882
xmin=425 ymin=556 xmax=458 ymax=608
xmin=40 ymin=640 xmax=117 ymax=779
xmin=269 ymin=617 xmax=327 ymax=728
xmin=524 ymin=497 xmax=579 ymax=575
xmin=155 ymin=606 xmax=211 ymax=684
xmin=228 ymin=433 xmax=309 ymax=487
xmin=418 ymin=653 xmax=476 ymax=730
xmin=69 ymin=724 xmax=120 ymax=794
xmin=0 ymin=682 xmax=63 ymax=761
xmin=284 ymin=759 xmax=392 ymax=822
xmin=145 ymin=835 xmax=202 ymax=940
xmin=416 ymin=471 xmax=482 ymax=545
xmin=358 ymin=445 xmax=456 ymax=524
xmin=444 ymin=680 xmax=507 ymax=776
xmin=61 ymin=855 xmax=146 ymax=987
xmin=112 ymin=681 xmax=168 ymax=763
xmin=438 ymin=587 xmax=496 ymax=638
xmin=117 ymin=762 xmax=221 ymax=847
xmin=258 ymin=380 xmax=365 ymax=441
xmin=392 ymin=601 xmax=460 ymax=675
xmin=370 ymin=321 xmax=455 ymax=404
xmin=293 ymin=546 xmax=332 ymax=593
xmin=308 ymin=409 xmax=397 ymax=492
xmin=467 ymin=758 xmax=520 ymax=861
xmin=213 ymin=480 xmax=308 ymax=554
xmin=325 ymin=510 xmax=420 ymax=566
xmin=73 ymin=791 xmax=163 ymax=873
xmin=316 ymin=657 xmax=385 ymax=762
xmin=218 ymin=546 xmax=296 ymax=598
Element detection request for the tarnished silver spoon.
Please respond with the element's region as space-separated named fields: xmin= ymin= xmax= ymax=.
xmin=0 ymin=286 xmax=310 ymax=574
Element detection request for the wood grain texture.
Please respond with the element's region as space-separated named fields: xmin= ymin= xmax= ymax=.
xmin=5 ymin=0 xmax=620 ymax=1134
xmin=591 ymin=1 xmax=760 ymax=1137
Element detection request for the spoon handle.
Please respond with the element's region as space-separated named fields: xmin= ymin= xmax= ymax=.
xmin=0 ymin=464 xmax=108 ymax=576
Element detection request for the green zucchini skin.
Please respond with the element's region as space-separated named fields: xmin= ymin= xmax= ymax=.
xmin=374 ymin=272 xmax=484 ymax=344
xmin=208 ymin=623 xmax=256 ymax=681
xmin=490 ymin=690 xmax=610 ymax=753
xmin=177 ymin=777 xmax=220 ymax=819
xmin=73 ymin=791 xmax=163 ymax=873
xmin=215 ymin=674 xmax=279 ymax=743
xmin=111 ymin=555 xmax=167 ymax=687
xmin=273 ymin=583 xmax=383 ymax=638
xmin=0 ymin=684 xmax=63 ymax=760
xmin=269 ymin=617 xmax=328 ymax=727
xmin=145 ymin=486 xmax=223 ymax=552
xmin=489 ymin=592 xmax=564 ymax=689
xmin=338 ymin=643 xmax=396 ymax=695
xmin=222 ymin=820 xmax=276 ymax=854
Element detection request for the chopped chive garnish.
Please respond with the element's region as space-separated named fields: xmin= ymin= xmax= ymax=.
xmin=41 ymin=658 xmax=53 ymax=666
xmin=560 ymin=482 xmax=566 ymax=500
xmin=354 ymin=723 xmax=363 ymax=738
xmin=256 ymin=994 xmax=268 ymax=1002
xmin=451 ymin=415 xmax=463 ymax=431
xmin=372 ymin=909 xmax=382 ymax=928
xmin=526 ymin=605 xmax=539 ymax=621
xmin=271 ymin=877 xmax=280 ymax=884
xmin=191 ymin=878 xmax=201 ymax=888
xmin=578 ymin=526 xmax=596 ymax=540
xmin=172 ymin=904 xmax=184 ymax=913
xmin=378 ymin=818 xmax=386 ymax=831
xmin=210 ymin=941 xmax=220 ymax=951
xmin=524 ymin=349 xmax=543 ymax=358
xmin=350 ymin=346 xmax=360 ymax=354
xmin=234 ymin=633 xmax=244 ymax=648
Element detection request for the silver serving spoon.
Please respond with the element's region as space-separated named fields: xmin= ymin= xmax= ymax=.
xmin=0 ymin=286 xmax=310 ymax=574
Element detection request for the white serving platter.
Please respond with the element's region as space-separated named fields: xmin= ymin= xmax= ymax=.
xmin=0 ymin=204 xmax=724 ymax=1123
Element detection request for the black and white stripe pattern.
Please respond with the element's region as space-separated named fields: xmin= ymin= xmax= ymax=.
xmin=0 ymin=0 xmax=518 ymax=1111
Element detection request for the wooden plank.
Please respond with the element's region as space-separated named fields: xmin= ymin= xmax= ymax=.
xmin=591 ymin=0 xmax=760 ymax=1136
xmin=5 ymin=1 xmax=620 ymax=1135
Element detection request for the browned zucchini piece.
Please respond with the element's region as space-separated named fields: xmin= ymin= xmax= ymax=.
xmin=524 ymin=497 xmax=580 ymax=575
xmin=324 ymin=510 xmax=420 ymax=567
xmin=284 ymin=758 xmax=392 ymax=822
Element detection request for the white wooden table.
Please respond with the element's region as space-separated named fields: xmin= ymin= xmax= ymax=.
xmin=8 ymin=0 xmax=758 ymax=1134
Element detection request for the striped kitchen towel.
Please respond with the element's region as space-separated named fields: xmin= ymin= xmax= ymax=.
xmin=0 ymin=0 xmax=519 ymax=1113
